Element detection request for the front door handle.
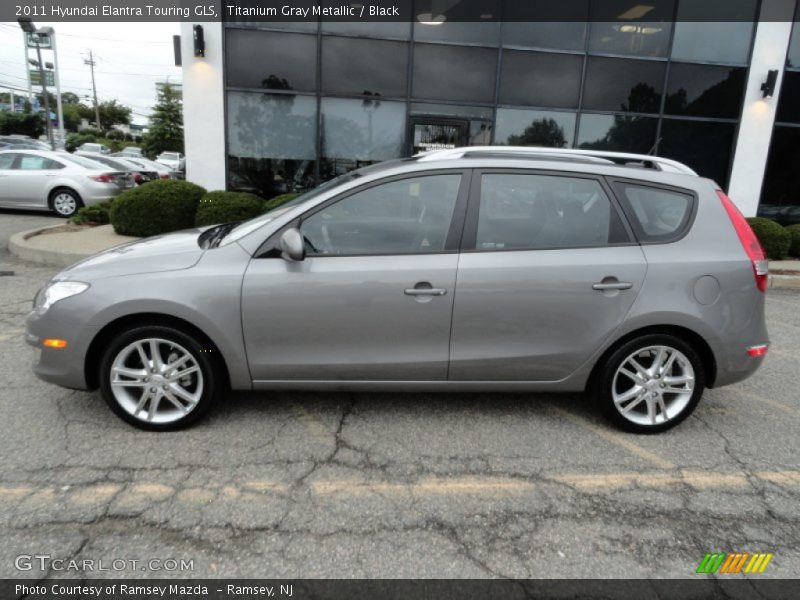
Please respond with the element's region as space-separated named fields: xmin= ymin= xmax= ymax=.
xmin=592 ymin=281 xmax=633 ymax=291
xmin=404 ymin=282 xmax=447 ymax=296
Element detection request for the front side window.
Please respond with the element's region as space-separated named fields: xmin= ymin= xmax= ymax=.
xmin=301 ymin=174 xmax=462 ymax=256
xmin=613 ymin=182 xmax=693 ymax=242
xmin=475 ymin=174 xmax=628 ymax=250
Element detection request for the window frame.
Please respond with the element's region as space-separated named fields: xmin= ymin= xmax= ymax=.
xmin=460 ymin=168 xmax=636 ymax=253
xmin=608 ymin=177 xmax=698 ymax=245
xmin=256 ymin=169 xmax=473 ymax=259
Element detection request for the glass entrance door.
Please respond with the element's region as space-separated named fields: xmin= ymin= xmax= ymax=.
xmin=409 ymin=118 xmax=470 ymax=155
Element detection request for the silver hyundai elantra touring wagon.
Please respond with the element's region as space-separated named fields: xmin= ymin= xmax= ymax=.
xmin=26 ymin=147 xmax=769 ymax=432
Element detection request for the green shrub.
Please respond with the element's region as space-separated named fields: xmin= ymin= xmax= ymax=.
xmin=110 ymin=180 xmax=206 ymax=237
xmin=69 ymin=201 xmax=112 ymax=225
xmin=746 ymin=217 xmax=791 ymax=260
xmin=786 ymin=224 xmax=800 ymax=258
xmin=195 ymin=191 xmax=265 ymax=226
xmin=264 ymin=192 xmax=299 ymax=211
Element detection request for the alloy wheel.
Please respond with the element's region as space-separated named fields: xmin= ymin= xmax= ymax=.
xmin=109 ymin=338 xmax=203 ymax=425
xmin=611 ymin=345 xmax=695 ymax=427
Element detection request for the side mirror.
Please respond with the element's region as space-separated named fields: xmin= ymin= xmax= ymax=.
xmin=279 ymin=228 xmax=305 ymax=261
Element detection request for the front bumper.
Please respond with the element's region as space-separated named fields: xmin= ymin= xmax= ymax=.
xmin=25 ymin=309 xmax=98 ymax=391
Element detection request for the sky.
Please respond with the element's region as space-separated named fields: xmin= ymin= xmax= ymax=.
xmin=0 ymin=22 xmax=182 ymax=125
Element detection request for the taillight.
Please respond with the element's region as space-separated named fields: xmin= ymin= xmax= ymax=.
xmin=89 ymin=173 xmax=115 ymax=183
xmin=717 ymin=190 xmax=768 ymax=293
xmin=747 ymin=344 xmax=768 ymax=357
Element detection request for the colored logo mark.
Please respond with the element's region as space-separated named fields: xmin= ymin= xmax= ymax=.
xmin=696 ymin=552 xmax=774 ymax=574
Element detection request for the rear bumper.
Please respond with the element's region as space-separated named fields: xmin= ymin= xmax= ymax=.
xmin=712 ymin=348 xmax=767 ymax=387
xmin=80 ymin=183 xmax=126 ymax=205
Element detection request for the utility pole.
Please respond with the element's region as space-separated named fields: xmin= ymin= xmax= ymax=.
xmin=84 ymin=50 xmax=101 ymax=130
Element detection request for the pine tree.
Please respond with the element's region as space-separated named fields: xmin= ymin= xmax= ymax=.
xmin=143 ymin=83 xmax=183 ymax=157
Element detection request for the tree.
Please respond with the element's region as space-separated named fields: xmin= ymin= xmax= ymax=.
xmin=505 ymin=118 xmax=567 ymax=147
xmin=143 ymin=83 xmax=183 ymax=157
xmin=61 ymin=92 xmax=81 ymax=105
xmin=61 ymin=103 xmax=84 ymax=132
xmin=0 ymin=112 xmax=44 ymax=137
xmin=95 ymin=99 xmax=131 ymax=131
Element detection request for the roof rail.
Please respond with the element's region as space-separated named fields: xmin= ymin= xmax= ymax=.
xmin=414 ymin=146 xmax=698 ymax=175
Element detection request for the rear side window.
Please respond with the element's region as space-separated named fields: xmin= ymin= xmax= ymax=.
xmin=16 ymin=155 xmax=62 ymax=170
xmin=613 ymin=182 xmax=694 ymax=243
xmin=474 ymin=174 xmax=629 ymax=251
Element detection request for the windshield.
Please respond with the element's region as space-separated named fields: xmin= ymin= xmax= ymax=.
xmin=219 ymin=171 xmax=364 ymax=246
xmin=161 ymin=153 xmax=179 ymax=159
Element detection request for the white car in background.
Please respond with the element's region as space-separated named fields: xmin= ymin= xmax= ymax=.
xmin=156 ymin=151 xmax=185 ymax=172
xmin=0 ymin=150 xmax=132 ymax=217
xmin=77 ymin=142 xmax=111 ymax=155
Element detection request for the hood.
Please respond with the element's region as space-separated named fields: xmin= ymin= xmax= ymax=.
xmin=57 ymin=228 xmax=208 ymax=281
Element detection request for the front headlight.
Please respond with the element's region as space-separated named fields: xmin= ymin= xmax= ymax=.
xmin=34 ymin=281 xmax=90 ymax=312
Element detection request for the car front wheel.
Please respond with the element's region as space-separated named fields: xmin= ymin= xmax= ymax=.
xmin=99 ymin=325 xmax=220 ymax=430
xmin=596 ymin=334 xmax=705 ymax=433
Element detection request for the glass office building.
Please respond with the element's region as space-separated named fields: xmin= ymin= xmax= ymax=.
xmin=181 ymin=0 xmax=800 ymax=217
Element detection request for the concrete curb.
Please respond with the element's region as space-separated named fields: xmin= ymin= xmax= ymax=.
xmin=9 ymin=224 xmax=800 ymax=289
xmin=9 ymin=224 xmax=129 ymax=268
xmin=769 ymin=274 xmax=800 ymax=290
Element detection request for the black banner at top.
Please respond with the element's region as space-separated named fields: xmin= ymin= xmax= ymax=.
xmin=3 ymin=0 xmax=799 ymax=23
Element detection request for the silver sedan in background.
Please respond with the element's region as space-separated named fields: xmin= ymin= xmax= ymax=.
xmin=0 ymin=150 xmax=132 ymax=217
xmin=74 ymin=152 xmax=159 ymax=185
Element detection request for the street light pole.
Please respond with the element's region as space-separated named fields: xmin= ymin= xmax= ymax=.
xmin=33 ymin=38 xmax=54 ymax=150
xmin=44 ymin=28 xmax=65 ymax=145
xmin=18 ymin=18 xmax=54 ymax=149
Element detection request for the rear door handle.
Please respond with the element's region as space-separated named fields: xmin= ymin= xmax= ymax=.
xmin=404 ymin=281 xmax=447 ymax=296
xmin=592 ymin=281 xmax=633 ymax=291
xmin=404 ymin=288 xmax=447 ymax=296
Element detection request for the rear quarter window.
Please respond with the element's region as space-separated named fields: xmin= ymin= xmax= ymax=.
xmin=612 ymin=181 xmax=694 ymax=243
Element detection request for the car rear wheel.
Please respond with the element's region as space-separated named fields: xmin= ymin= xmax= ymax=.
xmin=99 ymin=325 xmax=221 ymax=431
xmin=596 ymin=334 xmax=705 ymax=433
xmin=49 ymin=188 xmax=83 ymax=218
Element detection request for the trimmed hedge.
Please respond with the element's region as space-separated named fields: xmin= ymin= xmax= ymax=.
xmin=264 ymin=192 xmax=299 ymax=211
xmin=195 ymin=191 xmax=265 ymax=226
xmin=110 ymin=180 xmax=206 ymax=237
xmin=69 ymin=201 xmax=112 ymax=225
xmin=746 ymin=217 xmax=791 ymax=261
xmin=786 ymin=224 xmax=800 ymax=258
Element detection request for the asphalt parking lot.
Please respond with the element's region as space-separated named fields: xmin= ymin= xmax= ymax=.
xmin=1 ymin=212 xmax=799 ymax=580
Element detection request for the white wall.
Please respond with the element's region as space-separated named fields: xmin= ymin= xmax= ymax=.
xmin=181 ymin=22 xmax=226 ymax=191
xmin=728 ymin=0 xmax=795 ymax=216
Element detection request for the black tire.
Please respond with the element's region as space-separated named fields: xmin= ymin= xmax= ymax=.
xmin=594 ymin=333 xmax=706 ymax=434
xmin=48 ymin=187 xmax=84 ymax=218
xmin=99 ymin=325 xmax=222 ymax=431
